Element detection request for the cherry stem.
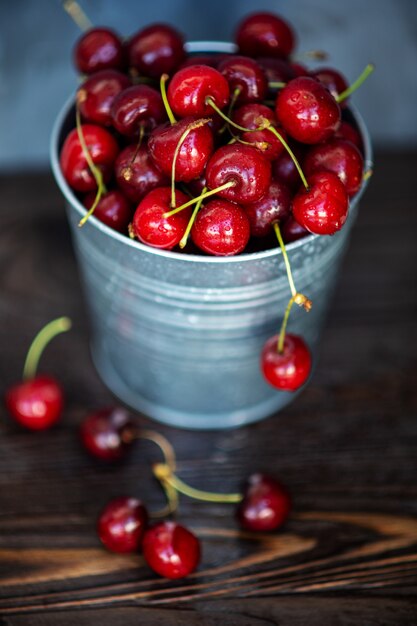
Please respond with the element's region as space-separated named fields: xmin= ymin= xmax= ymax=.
xmin=153 ymin=463 xmax=243 ymax=504
xmin=293 ymin=49 xmax=328 ymax=61
xmin=62 ymin=0 xmax=92 ymax=31
xmin=336 ymin=63 xmax=375 ymax=103
xmin=268 ymin=81 xmax=286 ymax=89
xmin=160 ymin=74 xmax=176 ymax=125
xmin=137 ymin=429 xmax=177 ymax=471
xmin=206 ymin=97 xmax=268 ymax=133
xmin=277 ymin=295 xmax=297 ymax=354
xmin=180 ymin=186 xmax=207 ymax=249
xmin=22 ymin=317 xmax=72 ymax=381
xmin=219 ymin=87 xmax=241 ymax=134
xmin=163 ymin=181 xmax=235 ymax=218
xmin=363 ymin=168 xmax=373 ymax=181
xmin=274 ymin=222 xmax=312 ymax=314
xmin=171 ymin=119 xmax=210 ymax=208
xmin=75 ymin=107 xmax=107 ymax=227
xmin=266 ymin=125 xmax=309 ymax=190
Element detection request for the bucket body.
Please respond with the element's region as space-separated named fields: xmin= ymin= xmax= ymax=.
xmin=51 ymin=43 xmax=372 ymax=429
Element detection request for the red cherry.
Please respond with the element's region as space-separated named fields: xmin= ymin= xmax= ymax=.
xmin=167 ymin=65 xmax=230 ymax=118
xmin=304 ymin=139 xmax=364 ymax=197
xmin=191 ymin=199 xmax=250 ymax=256
xmin=127 ymin=24 xmax=185 ymax=78
xmin=292 ymin=171 xmax=349 ymax=235
xmin=80 ymin=407 xmax=136 ymax=462
xmin=115 ymin=144 xmax=169 ymax=203
xmin=237 ymin=473 xmax=291 ymax=531
xmin=261 ymin=333 xmax=312 ymax=391
xmin=60 ymin=124 xmax=119 ymax=193
xmin=83 ymin=189 xmax=132 ymax=233
xmin=74 ymin=27 xmax=124 ymax=75
xmin=142 ymin=521 xmax=200 ymax=579
xmin=236 ymin=12 xmax=296 ymax=59
xmin=257 ymin=57 xmax=295 ymax=84
xmin=243 ymin=179 xmax=292 ymax=238
xmin=281 ymin=216 xmax=309 ymax=243
xmin=272 ymin=141 xmax=306 ymax=191
xmin=111 ymin=85 xmax=166 ymax=137
xmin=178 ymin=54 xmax=223 ymax=70
xmin=310 ymin=67 xmax=349 ymax=105
xmin=5 ymin=375 xmax=63 ymax=431
xmin=232 ymin=103 xmax=287 ymax=161
xmin=77 ymin=70 xmax=131 ymax=127
xmin=206 ymin=144 xmax=271 ymax=205
xmin=217 ymin=56 xmax=268 ymax=104
xmin=132 ymin=187 xmax=191 ymax=250
xmin=276 ymin=77 xmax=341 ymax=144
xmin=334 ymin=121 xmax=363 ymax=152
xmin=98 ymin=497 xmax=148 ymax=553
xmin=148 ymin=118 xmax=214 ymax=182
xmin=290 ymin=61 xmax=309 ymax=77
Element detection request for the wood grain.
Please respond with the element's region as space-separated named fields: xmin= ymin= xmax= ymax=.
xmin=0 ymin=152 xmax=416 ymax=624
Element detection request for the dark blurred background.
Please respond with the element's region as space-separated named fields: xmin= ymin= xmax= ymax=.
xmin=0 ymin=0 xmax=416 ymax=170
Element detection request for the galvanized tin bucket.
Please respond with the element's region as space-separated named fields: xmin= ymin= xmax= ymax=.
xmin=51 ymin=42 xmax=372 ymax=430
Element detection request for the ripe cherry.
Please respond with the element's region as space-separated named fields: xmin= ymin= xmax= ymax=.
xmin=272 ymin=141 xmax=305 ymax=190
xmin=60 ymin=124 xmax=119 ymax=193
xmin=111 ymin=85 xmax=166 ymax=138
xmin=237 ymin=473 xmax=291 ymax=531
xmin=148 ymin=117 xmax=213 ymax=182
xmin=142 ymin=521 xmax=200 ymax=579
xmin=74 ymin=27 xmax=124 ymax=75
xmin=178 ymin=54 xmax=223 ymax=70
xmin=257 ymin=57 xmax=295 ymax=85
xmin=243 ymin=179 xmax=292 ymax=238
xmin=232 ymin=103 xmax=287 ymax=162
xmin=98 ymin=497 xmax=148 ymax=553
xmin=132 ymin=187 xmax=191 ymax=250
xmin=304 ymin=139 xmax=364 ymax=197
xmin=83 ymin=190 xmax=132 ymax=233
xmin=206 ymin=144 xmax=271 ymax=205
xmin=191 ymin=199 xmax=250 ymax=256
xmin=334 ymin=121 xmax=363 ymax=152
xmin=127 ymin=24 xmax=185 ymax=78
xmin=77 ymin=70 xmax=131 ymax=126
xmin=167 ymin=65 xmax=230 ymax=118
xmin=281 ymin=216 xmax=309 ymax=243
xmin=261 ymin=333 xmax=311 ymax=391
xmin=5 ymin=317 xmax=71 ymax=430
xmin=276 ymin=77 xmax=341 ymax=144
xmin=217 ymin=56 xmax=268 ymax=104
xmin=292 ymin=171 xmax=349 ymax=235
xmin=236 ymin=12 xmax=296 ymax=59
xmin=310 ymin=67 xmax=349 ymax=105
xmin=80 ymin=406 xmax=136 ymax=462
xmin=115 ymin=144 xmax=169 ymax=204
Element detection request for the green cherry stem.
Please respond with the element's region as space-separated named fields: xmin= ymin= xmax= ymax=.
xmin=268 ymin=81 xmax=286 ymax=89
xmin=163 ymin=181 xmax=235 ymax=218
xmin=205 ymin=97 xmax=268 ymax=133
xmin=277 ymin=295 xmax=297 ymax=354
xmin=336 ymin=63 xmax=375 ymax=103
xmin=22 ymin=317 xmax=72 ymax=381
xmin=153 ymin=463 xmax=243 ymax=504
xmin=76 ymin=107 xmax=107 ymax=227
xmin=160 ymin=73 xmax=176 ymax=125
xmin=179 ymin=187 xmax=207 ymax=249
xmin=273 ymin=222 xmax=312 ymax=312
xmin=266 ymin=125 xmax=309 ymax=190
xmin=170 ymin=118 xmax=210 ymax=208
xmin=219 ymin=87 xmax=242 ymax=134
xmin=62 ymin=0 xmax=92 ymax=31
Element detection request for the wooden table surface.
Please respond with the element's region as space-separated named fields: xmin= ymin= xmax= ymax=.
xmin=0 ymin=151 xmax=416 ymax=625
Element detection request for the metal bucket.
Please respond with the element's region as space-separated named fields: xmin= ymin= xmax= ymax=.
xmin=50 ymin=42 xmax=372 ymax=430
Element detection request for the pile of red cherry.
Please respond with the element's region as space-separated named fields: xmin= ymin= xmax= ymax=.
xmin=59 ymin=10 xmax=371 ymax=395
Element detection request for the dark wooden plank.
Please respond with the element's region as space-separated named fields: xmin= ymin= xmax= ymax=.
xmin=0 ymin=152 xmax=416 ymax=623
